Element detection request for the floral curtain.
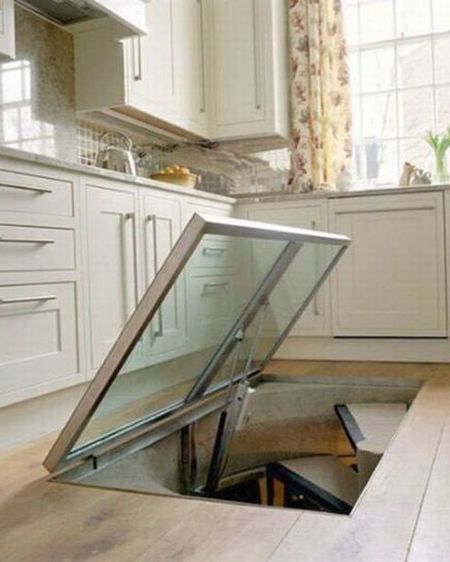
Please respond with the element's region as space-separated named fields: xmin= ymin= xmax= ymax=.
xmin=289 ymin=0 xmax=352 ymax=192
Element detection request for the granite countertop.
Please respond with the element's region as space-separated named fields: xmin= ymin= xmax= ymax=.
xmin=1 ymin=144 xmax=449 ymax=205
xmin=0 ymin=145 xmax=235 ymax=205
xmin=233 ymin=183 xmax=450 ymax=204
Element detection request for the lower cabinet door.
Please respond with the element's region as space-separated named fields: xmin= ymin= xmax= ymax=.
xmin=0 ymin=282 xmax=78 ymax=406
xmin=330 ymin=193 xmax=447 ymax=337
xmin=189 ymin=270 xmax=236 ymax=351
xmin=85 ymin=184 xmax=138 ymax=370
xmin=244 ymin=202 xmax=331 ymax=336
xmin=141 ymin=191 xmax=187 ymax=361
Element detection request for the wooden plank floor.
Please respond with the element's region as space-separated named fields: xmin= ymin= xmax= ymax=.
xmin=2 ymin=361 xmax=450 ymax=561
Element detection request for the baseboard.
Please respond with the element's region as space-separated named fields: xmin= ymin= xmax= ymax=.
xmin=0 ymin=382 xmax=88 ymax=454
xmin=276 ymin=336 xmax=450 ymax=363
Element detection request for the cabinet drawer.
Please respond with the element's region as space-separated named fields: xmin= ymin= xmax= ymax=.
xmin=243 ymin=201 xmax=331 ymax=337
xmin=0 ymin=224 xmax=75 ymax=272
xmin=189 ymin=271 xmax=236 ymax=349
xmin=0 ymin=283 xmax=78 ymax=406
xmin=192 ymin=237 xmax=234 ymax=269
xmin=184 ymin=200 xmax=232 ymax=226
xmin=0 ymin=168 xmax=74 ymax=217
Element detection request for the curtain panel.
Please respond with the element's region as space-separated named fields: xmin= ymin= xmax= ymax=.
xmin=289 ymin=0 xmax=352 ymax=192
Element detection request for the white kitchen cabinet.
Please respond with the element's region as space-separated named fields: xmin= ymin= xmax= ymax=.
xmin=76 ymin=0 xmax=287 ymax=143
xmin=82 ymin=181 xmax=232 ymax=372
xmin=330 ymin=193 xmax=447 ymax=337
xmin=0 ymin=224 xmax=75 ymax=272
xmin=0 ymin=0 xmax=15 ymax=61
xmin=0 ymin=167 xmax=74 ymax=218
xmin=84 ymin=182 xmax=139 ymax=370
xmin=125 ymin=1 xmax=176 ymax=126
xmin=241 ymin=201 xmax=332 ymax=336
xmin=0 ymin=282 xmax=78 ymax=407
xmin=183 ymin=198 xmax=233 ymax=225
xmin=75 ymin=0 xmax=208 ymax=138
xmin=183 ymin=198 xmax=235 ymax=351
xmin=207 ymin=0 xmax=289 ymax=144
xmin=127 ymin=0 xmax=207 ymax=135
xmin=189 ymin=270 xmax=236 ymax=349
xmin=140 ymin=190 xmax=188 ymax=360
xmin=0 ymin=157 xmax=83 ymax=407
xmin=0 ymin=153 xmax=237 ymax=407
xmin=173 ymin=0 xmax=208 ymax=134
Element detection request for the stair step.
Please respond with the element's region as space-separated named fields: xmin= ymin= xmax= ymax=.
xmin=267 ymin=455 xmax=359 ymax=514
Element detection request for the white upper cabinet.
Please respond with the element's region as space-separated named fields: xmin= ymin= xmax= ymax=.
xmin=127 ymin=0 xmax=207 ymax=135
xmin=75 ymin=0 xmax=288 ymax=143
xmin=330 ymin=193 xmax=447 ymax=338
xmin=125 ymin=1 xmax=176 ymax=123
xmin=75 ymin=0 xmax=208 ymax=137
xmin=173 ymin=0 xmax=208 ymax=134
xmin=0 ymin=0 xmax=15 ymax=61
xmin=207 ymin=0 xmax=289 ymax=143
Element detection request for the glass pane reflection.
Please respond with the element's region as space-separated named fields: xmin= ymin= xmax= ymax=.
xmin=72 ymin=235 xmax=288 ymax=451
xmin=204 ymin=240 xmax=343 ymax=394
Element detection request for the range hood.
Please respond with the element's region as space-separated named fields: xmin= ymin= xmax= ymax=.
xmin=17 ymin=0 xmax=148 ymax=35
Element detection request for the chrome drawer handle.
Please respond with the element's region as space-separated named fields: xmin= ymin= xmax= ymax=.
xmin=0 ymin=236 xmax=55 ymax=244
xmin=311 ymin=219 xmax=320 ymax=316
xmin=203 ymin=282 xmax=230 ymax=294
xmin=252 ymin=0 xmax=261 ymax=110
xmin=0 ymin=295 xmax=56 ymax=304
xmin=153 ymin=308 xmax=163 ymax=338
xmin=146 ymin=214 xmax=166 ymax=338
xmin=124 ymin=212 xmax=140 ymax=309
xmin=146 ymin=214 xmax=173 ymax=227
xmin=202 ymin=247 xmax=228 ymax=255
xmin=198 ymin=0 xmax=206 ymax=113
xmin=0 ymin=183 xmax=52 ymax=194
xmin=132 ymin=36 xmax=143 ymax=82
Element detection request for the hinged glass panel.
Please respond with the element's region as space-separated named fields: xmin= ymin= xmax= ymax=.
xmin=44 ymin=214 xmax=350 ymax=472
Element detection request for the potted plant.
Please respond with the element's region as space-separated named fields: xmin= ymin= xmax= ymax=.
xmin=425 ymin=129 xmax=450 ymax=184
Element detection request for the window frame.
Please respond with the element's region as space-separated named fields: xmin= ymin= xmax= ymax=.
xmin=343 ymin=0 xmax=450 ymax=186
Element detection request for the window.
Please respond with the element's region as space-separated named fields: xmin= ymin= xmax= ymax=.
xmin=0 ymin=59 xmax=55 ymax=155
xmin=342 ymin=0 xmax=450 ymax=187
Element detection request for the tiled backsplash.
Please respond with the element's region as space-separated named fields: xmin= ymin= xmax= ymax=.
xmin=0 ymin=6 xmax=77 ymax=162
xmin=77 ymin=117 xmax=291 ymax=196
xmin=1 ymin=6 xmax=291 ymax=197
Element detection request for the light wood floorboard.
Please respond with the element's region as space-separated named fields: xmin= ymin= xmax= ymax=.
xmin=407 ymin=407 xmax=450 ymax=561
xmin=269 ymin=373 xmax=450 ymax=561
xmin=2 ymin=361 xmax=450 ymax=561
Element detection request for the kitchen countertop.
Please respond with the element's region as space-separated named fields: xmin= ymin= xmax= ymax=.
xmin=0 ymin=145 xmax=236 ymax=205
xmin=1 ymin=144 xmax=449 ymax=206
xmin=2 ymin=360 xmax=450 ymax=561
xmin=234 ymin=182 xmax=450 ymax=204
